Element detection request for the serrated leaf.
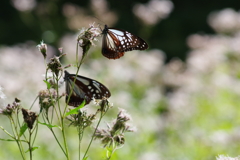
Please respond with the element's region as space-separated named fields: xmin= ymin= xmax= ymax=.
xmin=19 ymin=123 xmax=28 ymax=137
xmin=64 ymin=101 xmax=85 ymax=117
xmin=43 ymin=80 xmax=51 ymax=89
xmin=38 ymin=121 xmax=62 ymax=130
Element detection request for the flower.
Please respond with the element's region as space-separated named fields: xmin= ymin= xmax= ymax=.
xmin=22 ymin=108 xmax=38 ymax=129
xmin=36 ymin=41 xmax=47 ymax=59
xmin=0 ymin=98 xmax=21 ymax=116
xmin=39 ymin=89 xmax=57 ymax=110
xmin=47 ymin=55 xmax=64 ymax=77
xmin=94 ymin=108 xmax=135 ymax=148
xmin=77 ymin=23 xmax=102 ymax=56
xmin=67 ymin=109 xmax=96 ymax=129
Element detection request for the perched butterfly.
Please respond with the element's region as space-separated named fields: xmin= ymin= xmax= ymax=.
xmin=64 ymin=71 xmax=111 ymax=107
xmin=101 ymin=25 xmax=148 ymax=59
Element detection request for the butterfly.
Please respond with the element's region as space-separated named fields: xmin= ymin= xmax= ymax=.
xmin=64 ymin=71 xmax=111 ymax=107
xmin=101 ymin=25 xmax=148 ymax=59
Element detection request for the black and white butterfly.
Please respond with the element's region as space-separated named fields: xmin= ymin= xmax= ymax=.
xmin=102 ymin=25 xmax=148 ymax=59
xmin=64 ymin=71 xmax=111 ymax=107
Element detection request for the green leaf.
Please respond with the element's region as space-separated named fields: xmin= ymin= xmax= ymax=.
xmin=38 ymin=121 xmax=62 ymax=130
xmin=31 ymin=146 xmax=39 ymax=152
xmin=64 ymin=101 xmax=85 ymax=117
xmin=43 ymin=80 xmax=51 ymax=89
xmin=19 ymin=123 xmax=28 ymax=137
xmin=25 ymin=146 xmax=39 ymax=153
xmin=82 ymin=156 xmax=88 ymax=160
xmin=0 ymin=138 xmax=16 ymax=142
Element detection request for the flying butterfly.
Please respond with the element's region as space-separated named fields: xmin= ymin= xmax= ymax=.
xmin=101 ymin=25 xmax=148 ymax=59
xmin=64 ymin=71 xmax=111 ymax=107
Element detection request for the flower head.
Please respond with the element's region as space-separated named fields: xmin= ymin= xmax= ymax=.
xmin=94 ymin=98 xmax=113 ymax=113
xmin=22 ymin=108 xmax=38 ymax=129
xmin=77 ymin=23 xmax=102 ymax=56
xmin=47 ymin=55 xmax=65 ymax=77
xmin=67 ymin=109 xmax=96 ymax=130
xmin=39 ymin=89 xmax=57 ymax=110
xmin=36 ymin=41 xmax=47 ymax=59
xmin=0 ymin=98 xmax=21 ymax=116
xmin=94 ymin=108 xmax=135 ymax=148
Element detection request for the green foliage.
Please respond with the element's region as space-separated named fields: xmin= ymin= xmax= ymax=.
xmin=19 ymin=123 xmax=28 ymax=137
xmin=64 ymin=101 xmax=85 ymax=117
xmin=38 ymin=121 xmax=61 ymax=130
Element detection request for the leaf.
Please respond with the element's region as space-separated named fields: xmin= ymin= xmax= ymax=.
xmin=31 ymin=146 xmax=39 ymax=152
xmin=82 ymin=156 xmax=89 ymax=160
xmin=19 ymin=123 xmax=28 ymax=137
xmin=0 ymin=138 xmax=16 ymax=142
xmin=43 ymin=80 xmax=51 ymax=89
xmin=38 ymin=121 xmax=62 ymax=130
xmin=25 ymin=146 xmax=39 ymax=153
xmin=64 ymin=101 xmax=85 ymax=117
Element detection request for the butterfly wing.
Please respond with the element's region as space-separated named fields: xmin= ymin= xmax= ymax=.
xmin=102 ymin=25 xmax=148 ymax=59
xmin=64 ymin=71 xmax=111 ymax=107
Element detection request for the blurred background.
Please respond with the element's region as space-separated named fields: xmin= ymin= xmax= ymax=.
xmin=1 ymin=0 xmax=240 ymax=159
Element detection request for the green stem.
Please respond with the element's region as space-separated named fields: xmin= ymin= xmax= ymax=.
xmin=9 ymin=116 xmax=26 ymax=160
xmin=55 ymin=75 xmax=70 ymax=160
xmin=44 ymin=105 xmax=68 ymax=157
xmin=29 ymin=95 xmax=39 ymax=110
xmin=78 ymin=128 xmax=84 ymax=160
xmin=82 ymin=112 xmax=104 ymax=159
xmin=29 ymin=129 xmax=33 ymax=160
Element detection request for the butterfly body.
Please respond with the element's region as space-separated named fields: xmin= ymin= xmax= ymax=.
xmin=64 ymin=71 xmax=111 ymax=107
xmin=102 ymin=25 xmax=148 ymax=59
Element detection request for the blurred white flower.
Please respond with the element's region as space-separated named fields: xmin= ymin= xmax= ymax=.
xmin=90 ymin=0 xmax=118 ymax=25
xmin=217 ymin=155 xmax=240 ymax=160
xmin=0 ymin=42 xmax=55 ymax=109
xmin=11 ymin=0 xmax=36 ymax=11
xmin=139 ymin=152 xmax=160 ymax=160
xmin=0 ymin=86 xmax=6 ymax=108
xmin=133 ymin=0 xmax=174 ymax=25
xmin=187 ymin=34 xmax=228 ymax=73
xmin=0 ymin=86 xmax=6 ymax=100
xmin=208 ymin=8 xmax=240 ymax=33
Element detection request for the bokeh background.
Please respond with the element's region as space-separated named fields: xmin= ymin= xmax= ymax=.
xmin=1 ymin=0 xmax=240 ymax=159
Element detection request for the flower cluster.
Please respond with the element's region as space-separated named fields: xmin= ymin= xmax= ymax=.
xmin=77 ymin=23 xmax=102 ymax=56
xmin=94 ymin=108 xmax=135 ymax=148
xmin=0 ymin=98 xmax=21 ymax=116
xmin=39 ymin=89 xmax=58 ymax=110
xmin=67 ymin=109 xmax=96 ymax=129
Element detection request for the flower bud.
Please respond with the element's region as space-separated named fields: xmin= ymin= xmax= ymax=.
xmin=37 ymin=41 xmax=47 ymax=59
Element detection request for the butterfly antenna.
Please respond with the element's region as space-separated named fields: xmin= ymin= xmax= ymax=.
xmin=92 ymin=16 xmax=105 ymax=30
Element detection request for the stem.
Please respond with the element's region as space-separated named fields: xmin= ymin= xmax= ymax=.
xmin=29 ymin=129 xmax=33 ymax=160
xmin=82 ymin=112 xmax=104 ymax=159
xmin=56 ymin=75 xmax=70 ymax=160
xmin=60 ymin=119 xmax=70 ymax=160
xmin=64 ymin=43 xmax=81 ymax=114
xmin=31 ymin=122 xmax=38 ymax=148
xmin=78 ymin=128 xmax=84 ymax=160
xmin=44 ymin=106 xmax=68 ymax=157
xmin=29 ymin=95 xmax=39 ymax=110
xmin=9 ymin=116 xmax=26 ymax=160
xmin=106 ymin=144 xmax=117 ymax=160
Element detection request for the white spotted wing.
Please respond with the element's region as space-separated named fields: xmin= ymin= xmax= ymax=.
xmin=64 ymin=71 xmax=111 ymax=107
xmin=102 ymin=25 xmax=148 ymax=59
